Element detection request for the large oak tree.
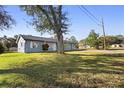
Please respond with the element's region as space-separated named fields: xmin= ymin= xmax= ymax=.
xmin=20 ymin=5 xmax=69 ymax=54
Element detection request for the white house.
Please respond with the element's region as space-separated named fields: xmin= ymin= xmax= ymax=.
xmin=16 ymin=35 xmax=76 ymax=53
xmin=111 ymin=44 xmax=124 ymax=48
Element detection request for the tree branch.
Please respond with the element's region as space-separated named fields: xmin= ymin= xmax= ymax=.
xmin=36 ymin=5 xmax=56 ymax=31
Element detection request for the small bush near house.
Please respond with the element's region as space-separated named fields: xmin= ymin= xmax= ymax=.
xmin=0 ymin=43 xmax=5 ymax=54
xmin=42 ymin=43 xmax=49 ymax=50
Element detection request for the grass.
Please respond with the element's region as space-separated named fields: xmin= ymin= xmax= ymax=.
xmin=0 ymin=51 xmax=124 ymax=88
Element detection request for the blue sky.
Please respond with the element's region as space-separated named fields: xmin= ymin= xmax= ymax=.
xmin=0 ymin=5 xmax=124 ymax=41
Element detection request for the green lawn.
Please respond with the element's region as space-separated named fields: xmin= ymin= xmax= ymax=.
xmin=0 ymin=51 xmax=124 ymax=88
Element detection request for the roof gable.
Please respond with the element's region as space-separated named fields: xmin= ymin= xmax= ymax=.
xmin=21 ymin=35 xmax=57 ymax=43
xmin=16 ymin=35 xmax=75 ymax=44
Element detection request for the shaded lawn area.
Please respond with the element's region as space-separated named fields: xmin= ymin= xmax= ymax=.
xmin=0 ymin=51 xmax=124 ymax=88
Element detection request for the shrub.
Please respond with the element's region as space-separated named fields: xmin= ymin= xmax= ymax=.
xmin=0 ymin=43 xmax=5 ymax=54
xmin=42 ymin=43 xmax=49 ymax=51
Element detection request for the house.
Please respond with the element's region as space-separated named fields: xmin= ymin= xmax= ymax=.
xmin=16 ymin=35 xmax=76 ymax=53
xmin=111 ymin=44 xmax=124 ymax=48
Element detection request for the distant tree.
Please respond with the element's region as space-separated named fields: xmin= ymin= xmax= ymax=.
xmin=7 ymin=37 xmax=17 ymax=47
xmin=115 ymin=35 xmax=124 ymax=44
xmin=14 ymin=35 xmax=18 ymax=40
xmin=116 ymin=35 xmax=123 ymax=39
xmin=0 ymin=36 xmax=17 ymax=51
xmin=2 ymin=36 xmax=10 ymax=51
xmin=79 ymin=39 xmax=86 ymax=45
xmin=86 ymin=30 xmax=99 ymax=49
xmin=68 ymin=36 xmax=78 ymax=48
xmin=68 ymin=36 xmax=78 ymax=44
xmin=99 ymin=36 xmax=115 ymax=48
xmin=5 ymin=41 xmax=11 ymax=51
xmin=79 ymin=39 xmax=87 ymax=49
xmin=0 ymin=35 xmax=9 ymax=51
xmin=0 ymin=42 xmax=4 ymax=53
xmin=3 ymin=35 xmax=7 ymax=38
xmin=99 ymin=35 xmax=124 ymax=48
xmin=20 ymin=5 xmax=69 ymax=54
xmin=0 ymin=6 xmax=15 ymax=31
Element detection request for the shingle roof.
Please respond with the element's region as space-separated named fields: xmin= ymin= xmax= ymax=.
xmin=17 ymin=35 xmax=75 ymax=44
xmin=16 ymin=35 xmax=75 ymax=43
xmin=21 ymin=35 xmax=57 ymax=43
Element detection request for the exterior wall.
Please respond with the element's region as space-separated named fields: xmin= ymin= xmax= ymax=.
xmin=25 ymin=40 xmax=57 ymax=53
xmin=25 ymin=40 xmax=43 ymax=53
xmin=47 ymin=42 xmax=57 ymax=51
xmin=17 ymin=36 xmax=75 ymax=53
xmin=18 ymin=37 xmax=26 ymax=53
xmin=64 ymin=43 xmax=77 ymax=50
xmin=64 ymin=43 xmax=72 ymax=50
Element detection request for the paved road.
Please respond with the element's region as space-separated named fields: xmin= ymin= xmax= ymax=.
xmin=81 ymin=50 xmax=124 ymax=54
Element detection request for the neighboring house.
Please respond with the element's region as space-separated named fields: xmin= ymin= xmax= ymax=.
xmin=111 ymin=44 xmax=124 ymax=48
xmin=16 ymin=35 xmax=76 ymax=53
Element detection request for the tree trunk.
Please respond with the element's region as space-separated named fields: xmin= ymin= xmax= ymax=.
xmin=57 ymin=34 xmax=64 ymax=54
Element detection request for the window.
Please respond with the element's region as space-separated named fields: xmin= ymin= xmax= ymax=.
xmin=30 ymin=41 xmax=38 ymax=48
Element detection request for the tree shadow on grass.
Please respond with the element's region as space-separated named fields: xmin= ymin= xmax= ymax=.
xmin=0 ymin=54 xmax=124 ymax=87
xmin=67 ymin=53 xmax=124 ymax=57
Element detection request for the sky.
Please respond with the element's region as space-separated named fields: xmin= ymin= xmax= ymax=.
xmin=0 ymin=5 xmax=124 ymax=41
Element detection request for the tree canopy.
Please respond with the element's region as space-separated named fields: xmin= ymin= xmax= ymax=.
xmin=86 ymin=30 xmax=99 ymax=49
xmin=99 ymin=35 xmax=124 ymax=48
xmin=68 ymin=36 xmax=78 ymax=44
xmin=0 ymin=6 xmax=15 ymax=31
xmin=20 ymin=5 xmax=69 ymax=54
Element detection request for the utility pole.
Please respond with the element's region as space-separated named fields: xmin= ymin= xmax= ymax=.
xmin=101 ymin=18 xmax=106 ymax=50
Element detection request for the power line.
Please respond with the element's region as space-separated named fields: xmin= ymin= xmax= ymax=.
xmin=78 ymin=5 xmax=107 ymax=49
xmin=81 ymin=5 xmax=101 ymax=24
xmin=78 ymin=6 xmax=100 ymax=26
xmin=101 ymin=18 xmax=106 ymax=50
